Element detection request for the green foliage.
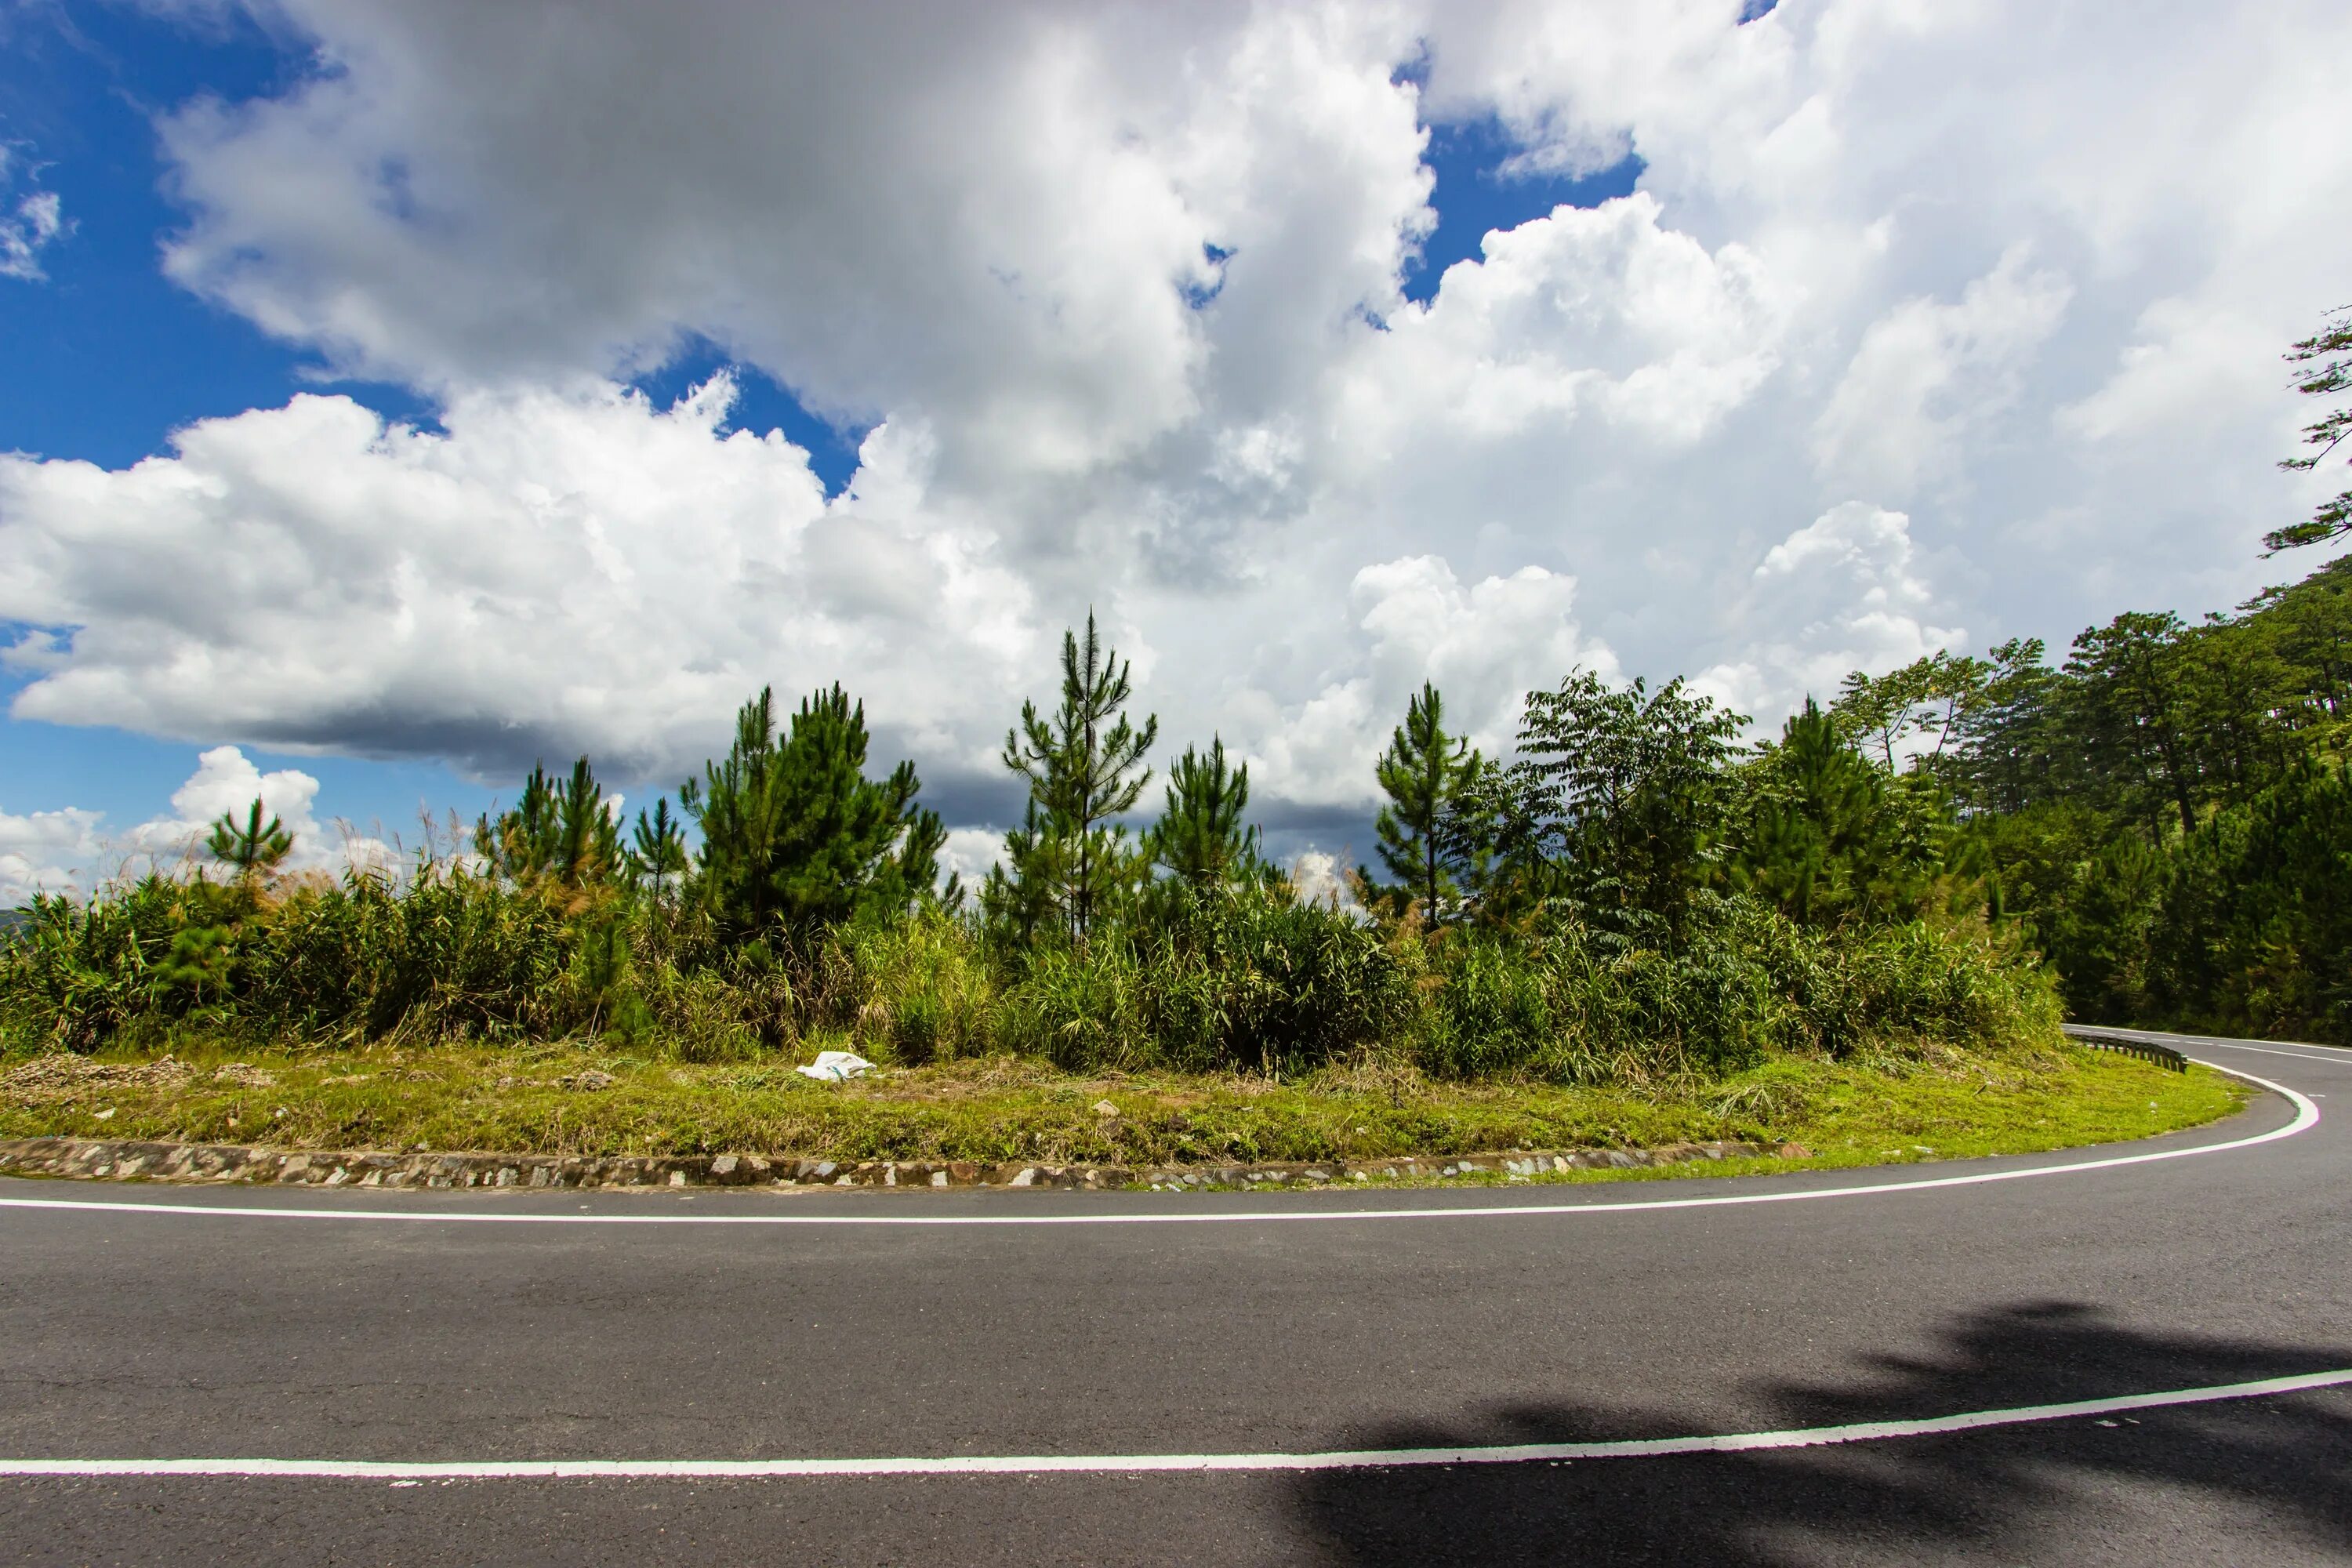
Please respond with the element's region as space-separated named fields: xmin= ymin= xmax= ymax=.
xmin=1001 ymin=885 xmax=1346 ymax=1074
xmin=2145 ymin=760 xmax=2352 ymax=1038
xmin=998 ymin=612 xmax=1160 ymax=947
xmin=1830 ymin=652 xmax=1989 ymax=774
xmin=1149 ymin=736 xmax=1264 ymax=887
xmin=1479 ymin=669 xmax=1745 ymax=935
xmin=477 ymin=757 xmax=622 ymax=900
xmin=2 ymin=655 xmax=2060 ymax=1085
xmin=1367 ymin=682 xmax=1484 ymax=918
xmin=2265 ymin=305 xmax=2352 ymax=554
xmin=626 ymin=797 xmax=690 ymax=901
xmin=205 ymin=798 xmax=293 ymax=884
xmin=681 ymin=684 xmax=938 ymax=942
xmin=1730 ymin=700 xmax=1960 ymax=928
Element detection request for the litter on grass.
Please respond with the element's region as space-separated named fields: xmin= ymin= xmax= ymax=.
xmin=796 ymin=1051 xmax=877 ymax=1083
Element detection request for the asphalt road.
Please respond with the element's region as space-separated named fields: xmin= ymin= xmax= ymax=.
xmin=2 ymin=1027 xmax=2349 ymax=1566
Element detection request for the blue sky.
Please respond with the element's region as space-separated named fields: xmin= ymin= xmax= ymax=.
xmin=0 ymin=2 xmax=2340 ymax=898
xmin=0 ymin=4 xmax=875 ymax=840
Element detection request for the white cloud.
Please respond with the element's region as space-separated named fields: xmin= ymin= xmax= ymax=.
xmin=939 ymin=826 xmax=1007 ymax=893
xmin=0 ymin=746 xmax=388 ymax=904
xmin=0 ymin=379 xmax=1037 ymax=795
xmin=5 ymin=0 xmax=2351 ymax=851
xmin=0 ymin=804 xmax=103 ymax=905
xmin=0 ymin=146 xmax=64 ymax=281
xmin=1696 ymin=502 xmax=1962 ymax=723
xmin=1811 ymin=247 xmax=2072 ymax=499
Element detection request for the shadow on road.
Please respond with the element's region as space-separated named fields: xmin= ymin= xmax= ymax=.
xmin=1291 ymin=1301 xmax=2352 ymax=1566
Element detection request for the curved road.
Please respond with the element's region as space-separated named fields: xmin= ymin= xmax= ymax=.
xmin=3 ymin=1028 xmax=2350 ymax=1565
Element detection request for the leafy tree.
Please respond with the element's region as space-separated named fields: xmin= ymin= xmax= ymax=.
xmin=205 ymin=798 xmax=293 ymax=885
xmin=2064 ymin=612 xmax=2204 ymax=837
xmin=477 ymin=757 xmax=622 ymax=899
xmin=1831 ymin=652 xmax=1990 ymax=774
xmin=1366 ymin=682 xmax=1485 ymax=920
xmin=1149 ymin=737 xmax=1264 ymax=887
xmin=1000 ymin=613 xmax=1160 ymax=946
xmin=2264 ymin=305 xmax=2352 ymax=554
xmin=682 ymin=684 xmax=937 ymax=939
xmin=1499 ymin=670 xmax=1744 ymax=934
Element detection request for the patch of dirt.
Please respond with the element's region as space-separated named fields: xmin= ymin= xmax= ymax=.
xmin=2 ymin=1054 xmax=195 ymax=1094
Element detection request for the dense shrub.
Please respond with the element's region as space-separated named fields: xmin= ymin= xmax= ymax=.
xmin=0 ymin=866 xmax=2058 ymax=1080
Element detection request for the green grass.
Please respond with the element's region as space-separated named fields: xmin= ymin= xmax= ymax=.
xmin=0 ymin=1034 xmax=2243 ymax=1175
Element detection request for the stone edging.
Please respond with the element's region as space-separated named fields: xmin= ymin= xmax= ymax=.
xmin=0 ymin=1134 xmax=1802 ymax=1193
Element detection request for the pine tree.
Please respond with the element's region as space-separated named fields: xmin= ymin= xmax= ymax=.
xmin=1732 ymin=699 xmax=1947 ymax=927
xmin=626 ymin=797 xmax=690 ymax=901
xmin=2265 ymin=305 xmax=2351 ymax=554
xmin=1367 ymin=682 xmax=1483 ymax=918
xmin=1001 ymin=612 xmax=1160 ymax=946
xmin=1149 ymin=737 xmax=1262 ymax=887
xmin=681 ymin=684 xmax=937 ymax=938
xmin=205 ymin=798 xmax=293 ymax=885
xmin=477 ymin=757 xmax=620 ymax=898
xmin=982 ymin=800 xmax=1062 ymax=949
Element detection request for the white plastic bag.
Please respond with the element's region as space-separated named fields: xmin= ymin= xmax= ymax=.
xmin=796 ymin=1050 xmax=877 ymax=1082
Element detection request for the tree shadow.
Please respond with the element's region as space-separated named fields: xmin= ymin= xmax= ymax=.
xmin=1290 ymin=1301 xmax=2352 ymax=1566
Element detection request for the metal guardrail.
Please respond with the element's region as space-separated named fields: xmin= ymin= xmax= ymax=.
xmin=2062 ymin=1025 xmax=2190 ymax=1073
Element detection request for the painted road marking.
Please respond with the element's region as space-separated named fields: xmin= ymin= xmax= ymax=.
xmin=0 ymin=1060 xmax=2318 ymax=1229
xmin=5 ymin=1368 xmax=2348 ymax=1479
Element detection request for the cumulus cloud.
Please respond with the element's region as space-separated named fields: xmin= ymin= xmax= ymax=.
xmin=0 ymin=803 xmax=104 ymax=905
xmin=1695 ymin=502 xmax=1962 ymax=723
xmin=0 ymin=378 xmax=1037 ymax=792
xmin=5 ymin=0 xmax=2350 ymax=848
xmin=1811 ymin=247 xmax=2073 ymax=500
xmin=0 ymin=746 xmax=384 ymax=905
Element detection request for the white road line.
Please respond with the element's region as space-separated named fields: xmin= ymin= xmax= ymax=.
xmin=2078 ymin=1029 xmax=2352 ymax=1061
xmin=6 ymin=1368 xmax=2349 ymax=1480
xmin=0 ymin=1060 xmax=2317 ymax=1228
xmin=2156 ymin=1040 xmax=2350 ymax=1065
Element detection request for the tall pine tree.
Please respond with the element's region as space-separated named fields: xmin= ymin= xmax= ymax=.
xmin=477 ymin=757 xmax=621 ymax=898
xmin=1367 ymin=682 xmax=1483 ymax=919
xmin=1149 ymin=737 xmax=1262 ymax=887
xmin=682 ymin=684 xmax=938 ymax=939
xmin=1000 ymin=612 xmax=1159 ymax=946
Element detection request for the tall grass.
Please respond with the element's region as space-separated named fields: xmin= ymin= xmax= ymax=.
xmin=0 ymin=866 xmax=2060 ymax=1083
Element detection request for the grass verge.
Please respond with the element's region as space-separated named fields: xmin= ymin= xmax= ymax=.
xmin=0 ymin=1036 xmax=2244 ymax=1177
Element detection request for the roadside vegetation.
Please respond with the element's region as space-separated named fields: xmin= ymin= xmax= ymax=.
xmin=0 ymin=1036 xmax=2236 ymax=1172
xmin=9 ymin=304 xmax=2347 ymax=1157
xmin=0 ymin=616 xmax=2060 ymax=1092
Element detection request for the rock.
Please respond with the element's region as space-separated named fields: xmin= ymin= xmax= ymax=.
xmin=212 ymin=1063 xmax=278 ymax=1088
xmin=1777 ymin=1142 xmax=1813 ymax=1159
xmin=1092 ymin=1099 xmax=1120 ymax=1117
xmin=710 ymin=1154 xmax=739 ymax=1176
xmin=1010 ymin=1167 xmax=1038 ymax=1187
xmin=564 ymin=1069 xmax=617 ymax=1091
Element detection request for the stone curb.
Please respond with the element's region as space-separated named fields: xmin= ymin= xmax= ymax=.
xmin=0 ymin=1134 xmax=1794 ymax=1193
